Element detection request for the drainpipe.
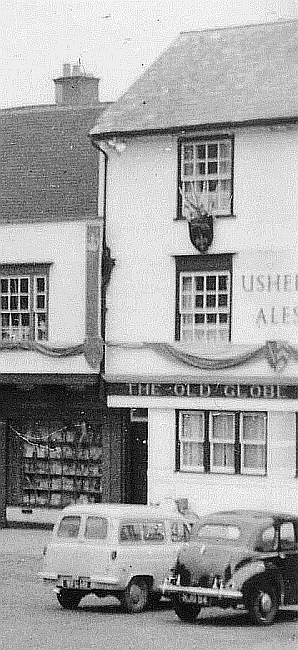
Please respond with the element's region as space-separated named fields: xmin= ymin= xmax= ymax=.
xmin=89 ymin=137 xmax=109 ymax=362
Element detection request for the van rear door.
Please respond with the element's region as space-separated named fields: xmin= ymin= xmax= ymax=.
xmin=44 ymin=514 xmax=82 ymax=579
xmin=74 ymin=515 xmax=114 ymax=584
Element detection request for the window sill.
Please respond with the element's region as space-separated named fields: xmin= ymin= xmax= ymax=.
xmin=174 ymin=214 xmax=237 ymax=221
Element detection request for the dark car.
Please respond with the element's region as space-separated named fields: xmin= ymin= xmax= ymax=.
xmin=162 ymin=510 xmax=298 ymax=625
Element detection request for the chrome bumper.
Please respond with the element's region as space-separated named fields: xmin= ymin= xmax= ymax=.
xmin=162 ymin=579 xmax=242 ymax=601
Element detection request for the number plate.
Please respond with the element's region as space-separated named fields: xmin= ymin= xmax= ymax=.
xmin=59 ymin=576 xmax=91 ymax=589
xmin=181 ymin=593 xmax=203 ymax=604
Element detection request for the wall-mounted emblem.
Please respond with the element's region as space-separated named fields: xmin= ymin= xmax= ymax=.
xmin=180 ymin=184 xmax=214 ymax=254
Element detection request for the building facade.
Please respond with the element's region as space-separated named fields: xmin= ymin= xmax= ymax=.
xmin=0 ymin=65 xmax=112 ymax=526
xmin=90 ymin=20 xmax=298 ymax=515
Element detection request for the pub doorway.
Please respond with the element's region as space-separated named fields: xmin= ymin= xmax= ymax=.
xmin=128 ymin=409 xmax=148 ymax=505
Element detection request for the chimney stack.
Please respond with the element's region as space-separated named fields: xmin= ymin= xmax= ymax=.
xmin=54 ymin=62 xmax=100 ymax=106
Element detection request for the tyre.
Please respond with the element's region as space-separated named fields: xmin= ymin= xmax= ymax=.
xmin=247 ymin=579 xmax=278 ymax=625
xmin=56 ymin=589 xmax=82 ymax=610
xmin=173 ymin=596 xmax=201 ymax=623
xmin=121 ymin=578 xmax=149 ymax=613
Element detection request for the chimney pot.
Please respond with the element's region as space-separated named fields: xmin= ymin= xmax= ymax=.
xmin=62 ymin=63 xmax=71 ymax=77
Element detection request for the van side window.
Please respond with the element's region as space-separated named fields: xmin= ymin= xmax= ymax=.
xmin=119 ymin=523 xmax=142 ymax=541
xmin=143 ymin=521 xmax=165 ymax=541
xmin=171 ymin=521 xmax=186 ymax=542
xmin=57 ymin=516 xmax=80 ymax=538
xmin=85 ymin=517 xmax=108 ymax=540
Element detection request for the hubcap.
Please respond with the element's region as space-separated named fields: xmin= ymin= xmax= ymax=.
xmin=259 ymin=591 xmax=272 ymax=613
xmin=130 ymin=584 xmax=143 ymax=604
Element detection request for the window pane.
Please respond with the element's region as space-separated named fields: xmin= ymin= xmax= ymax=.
xmin=218 ymin=275 xmax=228 ymax=290
xmin=85 ymin=516 xmax=108 ymax=540
xmin=243 ymin=445 xmax=265 ymax=469
xmin=184 ymin=145 xmax=194 ymax=160
xmin=218 ymin=294 xmax=228 ymax=307
xmin=20 ymin=296 xmax=29 ymax=310
xmin=119 ymin=523 xmax=142 ymax=541
xmin=206 ymin=276 xmax=216 ymax=291
xmin=181 ymin=413 xmax=204 ymax=439
xmin=20 ymin=278 xmax=29 ymax=293
xmin=37 ymin=295 xmax=45 ymax=309
xmin=184 ymin=163 xmax=193 ymax=176
xmin=10 ymin=279 xmax=18 ymax=293
xmin=280 ymin=522 xmax=295 ymax=550
xmin=182 ymin=276 xmax=192 ymax=291
xmin=196 ymin=162 xmax=206 ymax=175
xmin=212 ymin=414 xmax=235 ymax=440
xmin=208 ymin=161 xmax=217 ymax=174
xmin=219 ymin=313 xmax=228 ymax=324
xmin=182 ymin=294 xmax=192 ymax=309
xmin=198 ymin=524 xmax=240 ymax=540
xmin=195 ymin=276 xmax=204 ymax=291
xmin=242 ymin=414 xmax=266 ymax=441
xmin=196 ymin=144 xmax=205 ymax=159
xmin=182 ymin=441 xmax=204 ymax=467
xmin=206 ymin=313 xmax=217 ymax=324
xmin=195 ymin=295 xmax=204 ymax=308
xmin=213 ymin=443 xmax=234 ymax=468
xmin=206 ymin=295 xmax=216 ymax=308
xmin=208 ymin=144 xmax=218 ymax=158
xmin=10 ymin=296 xmax=18 ymax=310
xmin=195 ymin=313 xmax=205 ymax=324
xmin=57 ymin=516 xmax=81 ymax=538
xmin=143 ymin=522 xmax=165 ymax=541
xmin=219 ymin=142 xmax=231 ymax=158
xmin=1 ymin=279 xmax=8 ymax=293
xmin=1 ymin=296 xmax=8 ymax=310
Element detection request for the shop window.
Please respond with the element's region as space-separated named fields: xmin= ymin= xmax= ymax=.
xmin=175 ymin=254 xmax=233 ymax=344
xmin=0 ymin=264 xmax=50 ymax=342
xmin=177 ymin=410 xmax=267 ymax=475
xmin=19 ymin=417 xmax=102 ymax=509
xmin=178 ymin=137 xmax=233 ymax=218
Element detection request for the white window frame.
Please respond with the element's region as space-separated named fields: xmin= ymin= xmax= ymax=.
xmin=1 ymin=271 xmax=48 ymax=342
xmin=240 ymin=412 xmax=267 ymax=476
xmin=209 ymin=412 xmax=236 ymax=474
xmin=179 ymin=411 xmax=205 ymax=473
xmin=180 ymin=138 xmax=233 ymax=217
xmin=179 ymin=270 xmax=231 ymax=344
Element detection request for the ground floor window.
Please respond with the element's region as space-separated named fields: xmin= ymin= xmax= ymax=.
xmin=8 ymin=417 xmax=102 ymax=508
xmin=177 ymin=410 xmax=267 ymax=475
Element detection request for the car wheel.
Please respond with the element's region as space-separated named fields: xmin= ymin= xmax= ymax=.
xmin=56 ymin=589 xmax=82 ymax=610
xmin=121 ymin=578 xmax=149 ymax=613
xmin=247 ymin=580 xmax=278 ymax=625
xmin=173 ymin=596 xmax=201 ymax=623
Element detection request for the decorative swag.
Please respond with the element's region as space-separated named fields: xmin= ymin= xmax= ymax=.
xmin=1 ymin=338 xmax=298 ymax=373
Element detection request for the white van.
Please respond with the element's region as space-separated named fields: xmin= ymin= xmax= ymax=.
xmin=40 ymin=502 xmax=197 ymax=612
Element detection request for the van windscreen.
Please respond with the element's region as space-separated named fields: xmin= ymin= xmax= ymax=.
xmin=85 ymin=516 xmax=108 ymax=539
xmin=57 ymin=516 xmax=81 ymax=538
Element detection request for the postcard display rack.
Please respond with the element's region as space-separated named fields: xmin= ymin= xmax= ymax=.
xmin=22 ymin=420 xmax=102 ymax=508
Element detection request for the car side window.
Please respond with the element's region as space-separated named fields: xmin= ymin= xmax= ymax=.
xmin=256 ymin=526 xmax=278 ymax=552
xmin=280 ymin=522 xmax=296 ymax=551
xmin=57 ymin=516 xmax=81 ymax=538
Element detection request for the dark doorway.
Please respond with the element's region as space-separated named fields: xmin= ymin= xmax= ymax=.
xmin=128 ymin=416 xmax=148 ymax=505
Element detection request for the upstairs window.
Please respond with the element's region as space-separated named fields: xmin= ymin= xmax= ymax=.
xmin=175 ymin=254 xmax=233 ymax=345
xmin=179 ymin=137 xmax=233 ymax=217
xmin=180 ymin=271 xmax=231 ymax=344
xmin=0 ymin=265 xmax=49 ymax=342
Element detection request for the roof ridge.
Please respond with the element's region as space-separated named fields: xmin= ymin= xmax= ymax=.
xmin=180 ymin=17 xmax=298 ymax=36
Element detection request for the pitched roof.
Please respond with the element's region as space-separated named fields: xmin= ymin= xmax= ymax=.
xmin=90 ymin=19 xmax=298 ymax=138
xmin=0 ymin=103 xmax=111 ymax=224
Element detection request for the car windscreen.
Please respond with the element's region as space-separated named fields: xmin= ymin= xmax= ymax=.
xmin=197 ymin=524 xmax=240 ymax=541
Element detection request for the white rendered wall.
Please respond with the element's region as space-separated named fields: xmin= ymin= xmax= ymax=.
xmin=147 ymin=409 xmax=297 ymax=516
xmin=105 ymin=125 xmax=298 ymax=352
xmin=0 ymin=220 xmax=96 ymax=374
